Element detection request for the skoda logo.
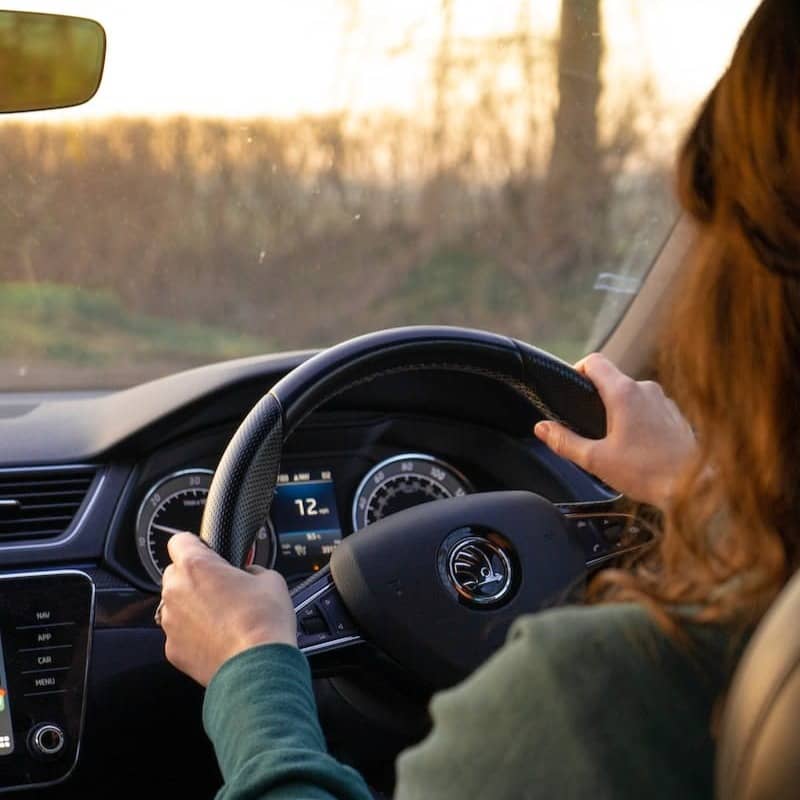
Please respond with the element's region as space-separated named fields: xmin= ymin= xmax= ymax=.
xmin=447 ymin=535 xmax=513 ymax=606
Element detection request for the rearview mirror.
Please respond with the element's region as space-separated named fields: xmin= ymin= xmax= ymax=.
xmin=0 ymin=10 xmax=105 ymax=113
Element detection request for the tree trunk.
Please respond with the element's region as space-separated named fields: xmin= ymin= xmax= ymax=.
xmin=547 ymin=0 xmax=603 ymax=188
xmin=420 ymin=0 xmax=456 ymax=247
xmin=539 ymin=0 xmax=607 ymax=284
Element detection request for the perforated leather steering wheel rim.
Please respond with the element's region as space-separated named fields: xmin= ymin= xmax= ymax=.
xmin=200 ymin=325 xmax=606 ymax=567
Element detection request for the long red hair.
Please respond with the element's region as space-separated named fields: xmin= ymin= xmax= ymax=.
xmin=591 ymin=0 xmax=800 ymax=631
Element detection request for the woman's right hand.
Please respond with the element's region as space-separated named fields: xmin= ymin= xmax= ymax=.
xmin=533 ymin=353 xmax=696 ymax=509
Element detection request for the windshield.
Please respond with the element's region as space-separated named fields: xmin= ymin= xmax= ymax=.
xmin=1 ymin=0 xmax=759 ymax=390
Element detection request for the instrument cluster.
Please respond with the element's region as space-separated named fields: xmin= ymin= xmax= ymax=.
xmin=135 ymin=453 xmax=472 ymax=586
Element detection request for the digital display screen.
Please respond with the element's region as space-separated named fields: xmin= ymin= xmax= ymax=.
xmin=272 ymin=469 xmax=341 ymax=579
xmin=0 ymin=633 xmax=14 ymax=756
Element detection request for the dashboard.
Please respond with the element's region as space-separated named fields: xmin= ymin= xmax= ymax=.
xmin=134 ymin=453 xmax=471 ymax=586
xmin=0 ymin=350 xmax=611 ymax=797
xmin=108 ymin=408 xmax=579 ymax=595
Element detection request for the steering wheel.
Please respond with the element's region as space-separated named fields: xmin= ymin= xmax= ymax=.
xmin=200 ymin=326 xmax=641 ymax=689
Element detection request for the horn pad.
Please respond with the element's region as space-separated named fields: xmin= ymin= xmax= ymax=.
xmin=330 ymin=491 xmax=585 ymax=688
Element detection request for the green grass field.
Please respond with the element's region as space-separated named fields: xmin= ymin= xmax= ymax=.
xmin=0 ymin=282 xmax=269 ymax=366
xmin=0 ymin=269 xmax=589 ymax=388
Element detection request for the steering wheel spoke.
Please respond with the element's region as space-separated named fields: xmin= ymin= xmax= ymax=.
xmin=556 ymin=496 xmax=653 ymax=567
xmin=291 ymin=566 xmax=365 ymax=656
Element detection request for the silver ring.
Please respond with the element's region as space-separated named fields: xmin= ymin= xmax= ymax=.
xmin=154 ymin=598 xmax=165 ymax=627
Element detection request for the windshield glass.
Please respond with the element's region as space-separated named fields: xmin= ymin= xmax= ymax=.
xmin=1 ymin=0 xmax=759 ymax=390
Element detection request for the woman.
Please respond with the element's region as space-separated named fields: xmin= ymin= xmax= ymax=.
xmin=158 ymin=0 xmax=800 ymax=796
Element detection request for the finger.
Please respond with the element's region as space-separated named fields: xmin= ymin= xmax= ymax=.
xmin=573 ymin=351 xmax=613 ymax=375
xmin=573 ymin=352 xmax=598 ymax=374
xmin=245 ymin=564 xmax=267 ymax=575
xmin=534 ymin=420 xmax=595 ymax=470
xmin=161 ymin=563 xmax=176 ymax=589
xmin=573 ymin=353 xmax=629 ymax=406
xmin=167 ymin=531 xmax=208 ymax=563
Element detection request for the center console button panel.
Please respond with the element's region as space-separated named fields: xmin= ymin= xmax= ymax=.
xmin=0 ymin=571 xmax=94 ymax=793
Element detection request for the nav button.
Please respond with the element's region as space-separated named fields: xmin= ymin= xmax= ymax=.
xmin=16 ymin=609 xmax=72 ymax=628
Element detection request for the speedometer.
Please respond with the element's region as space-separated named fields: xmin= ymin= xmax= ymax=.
xmin=352 ymin=453 xmax=472 ymax=531
xmin=135 ymin=469 xmax=275 ymax=585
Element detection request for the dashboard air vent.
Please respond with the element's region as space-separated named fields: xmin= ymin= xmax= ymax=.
xmin=0 ymin=466 xmax=97 ymax=541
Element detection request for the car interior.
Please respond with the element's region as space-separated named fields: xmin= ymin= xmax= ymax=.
xmin=1 ymin=4 xmax=799 ymax=799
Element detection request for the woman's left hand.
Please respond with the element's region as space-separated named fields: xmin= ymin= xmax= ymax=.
xmin=159 ymin=532 xmax=297 ymax=686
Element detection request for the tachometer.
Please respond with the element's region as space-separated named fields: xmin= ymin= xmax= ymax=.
xmin=352 ymin=453 xmax=471 ymax=531
xmin=135 ymin=469 xmax=275 ymax=585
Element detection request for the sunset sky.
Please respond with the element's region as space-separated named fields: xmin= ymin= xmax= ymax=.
xmin=5 ymin=0 xmax=760 ymax=122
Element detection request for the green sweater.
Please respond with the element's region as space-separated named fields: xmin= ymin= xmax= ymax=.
xmin=203 ymin=603 xmax=741 ymax=799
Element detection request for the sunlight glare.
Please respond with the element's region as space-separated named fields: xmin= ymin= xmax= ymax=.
xmin=2 ymin=0 xmax=761 ymax=123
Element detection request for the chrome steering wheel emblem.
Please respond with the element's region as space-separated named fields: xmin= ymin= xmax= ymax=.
xmin=447 ymin=535 xmax=513 ymax=606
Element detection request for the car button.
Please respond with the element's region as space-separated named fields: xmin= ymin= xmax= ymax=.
xmin=19 ymin=648 xmax=73 ymax=674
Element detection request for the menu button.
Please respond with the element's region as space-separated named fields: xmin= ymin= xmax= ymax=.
xmin=22 ymin=671 xmax=69 ymax=696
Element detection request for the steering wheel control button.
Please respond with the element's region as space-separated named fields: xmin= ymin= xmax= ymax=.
xmin=599 ymin=518 xmax=625 ymax=546
xmin=599 ymin=517 xmax=648 ymax=550
xmin=317 ymin=590 xmax=357 ymax=635
xmin=28 ymin=724 xmax=66 ymax=759
xmin=439 ymin=528 xmax=515 ymax=608
xmin=293 ymin=569 xmax=364 ymax=655
xmin=298 ymin=606 xmax=329 ymax=636
xmin=296 ymin=593 xmax=359 ymax=650
xmin=569 ymin=519 xmax=605 ymax=557
xmin=558 ymin=500 xmax=653 ymax=568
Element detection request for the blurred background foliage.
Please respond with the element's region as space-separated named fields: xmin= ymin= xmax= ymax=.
xmin=0 ymin=0 xmax=678 ymax=388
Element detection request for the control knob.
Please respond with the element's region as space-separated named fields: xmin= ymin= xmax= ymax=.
xmin=28 ymin=723 xmax=65 ymax=758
